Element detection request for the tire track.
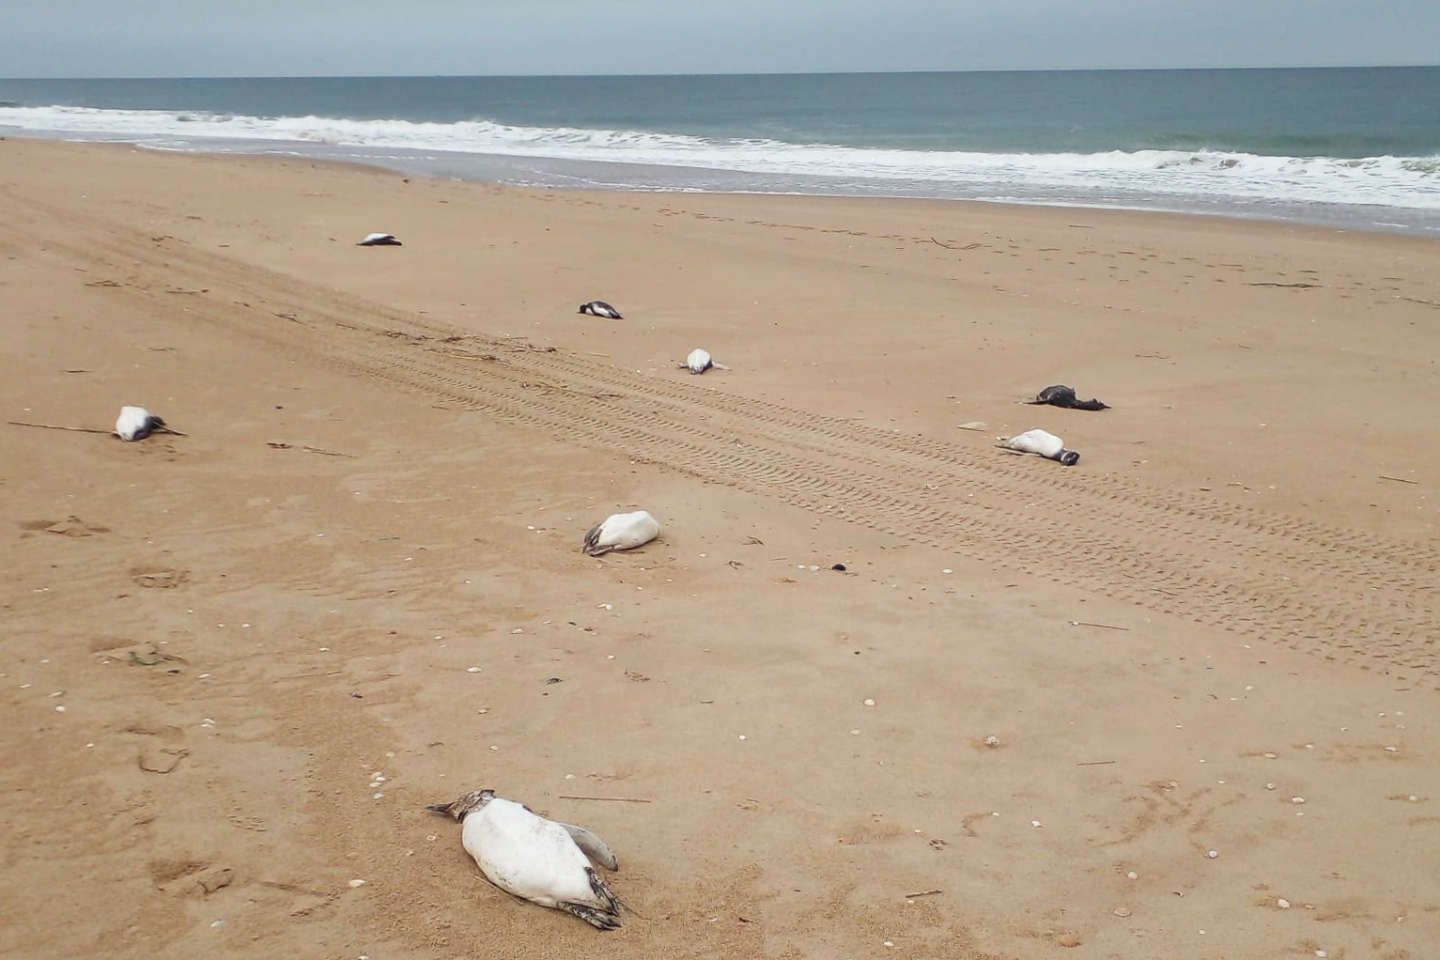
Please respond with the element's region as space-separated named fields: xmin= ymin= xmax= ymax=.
xmin=53 ymin=219 xmax=1430 ymax=606
xmin=6 ymin=193 xmax=1436 ymax=682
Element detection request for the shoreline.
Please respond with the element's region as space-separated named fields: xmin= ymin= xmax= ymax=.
xmin=3 ymin=136 xmax=1437 ymax=960
xmin=4 ymin=128 xmax=1438 ymax=238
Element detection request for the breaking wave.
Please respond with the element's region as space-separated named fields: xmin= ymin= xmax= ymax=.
xmin=2 ymin=104 xmax=1437 ymax=212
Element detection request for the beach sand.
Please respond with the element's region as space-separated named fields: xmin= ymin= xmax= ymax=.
xmin=1 ymin=137 xmax=1437 ymax=959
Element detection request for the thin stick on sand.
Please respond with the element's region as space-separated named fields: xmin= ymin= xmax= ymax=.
xmin=904 ymin=889 xmax=943 ymax=899
xmin=1069 ymin=620 xmax=1131 ymax=631
xmin=1076 ymin=760 xmax=1118 ymax=767
xmin=557 ymin=795 xmax=653 ymax=804
xmin=1378 ymin=475 xmax=1419 ymax=485
xmin=267 ymin=441 xmax=354 ymax=458
xmin=7 ymin=420 xmax=114 ymax=435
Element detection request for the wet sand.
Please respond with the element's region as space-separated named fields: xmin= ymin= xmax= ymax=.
xmin=1 ymin=138 xmax=1437 ymax=959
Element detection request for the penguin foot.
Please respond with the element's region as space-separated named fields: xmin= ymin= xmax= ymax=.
xmin=560 ymin=901 xmax=621 ymax=930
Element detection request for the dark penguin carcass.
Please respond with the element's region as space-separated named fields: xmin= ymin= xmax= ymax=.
xmin=578 ymin=300 xmax=623 ymax=319
xmin=1028 ymin=384 xmax=1109 ymax=411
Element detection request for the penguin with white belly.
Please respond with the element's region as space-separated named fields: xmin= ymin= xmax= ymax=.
xmin=583 ymin=510 xmax=661 ymax=556
xmin=427 ymin=789 xmax=625 ymax=929
xmin=996 ymin=428 xmax=1080 ymax=466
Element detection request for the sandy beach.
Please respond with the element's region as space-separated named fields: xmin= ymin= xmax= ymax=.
xmin=2 ymin=137 xmax=1437 ymax=959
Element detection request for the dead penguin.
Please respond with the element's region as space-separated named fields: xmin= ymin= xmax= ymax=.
xmin=684 ymin=348 xmax=713 ymax=374
xmin=997 ymin=428 xmax=1080 ymax=466
xmin=427 ymin=789 xmax=623 ymax=930
xmin=115 ymin=405 xmax=178 ymax=442
xmin=1027 ymin=384 xmax=1108 ymax=410
xmin=583 ymin=510 xmax=660 ymax=556
xmin=579 ymin=300 xmax=623 ymax=319
xmin=357 ymin=232 xmax=402 ymax=246
xmin=677 ymin=348 xmax=731 ymax=374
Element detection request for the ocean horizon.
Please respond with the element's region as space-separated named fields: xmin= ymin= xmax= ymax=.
xmin=3 ymin=67 xmax=1438 ymax=234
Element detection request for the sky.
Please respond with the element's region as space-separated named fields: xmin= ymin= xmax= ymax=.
xmin=3 ymin=0 xmax=1439 ymax=77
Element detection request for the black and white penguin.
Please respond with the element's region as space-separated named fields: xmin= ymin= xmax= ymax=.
xmin=578 ymin=301 xmax=623 ymax=319
xmin=683 ymin=348 xmax=713 ymax=374
xmin=357 ymin=233 xmax=402 ymax=246
xmin=114 ymin=405 xmax=173 ymax=442
xmin=427 ymin=789 xmax=624 ymax=930
xmin=583 ymin=510 xmax=660 ymax=556
xmin=997 ymin=428 xmax=1080 ymax=466
xmin=676 ymin=348 xmax=731 ymax=374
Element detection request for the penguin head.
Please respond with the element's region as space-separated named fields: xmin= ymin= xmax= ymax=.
xmin=578 ymin=304 xmax=588 ymax=314
xmin=1057 ymin=450 xmax=1080 ymax=466
xmin=426 ymin=788 xmax=496 ymax=820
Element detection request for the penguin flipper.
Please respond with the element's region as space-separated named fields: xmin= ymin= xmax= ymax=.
xmin=558 ymin=822 xmax=619 ymax=870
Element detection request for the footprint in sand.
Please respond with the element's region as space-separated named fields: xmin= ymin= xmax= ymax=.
xmin=149 ymin=858 xmax=234 ymax=897
xmin=21 ymin=516 xmax=110 ymax=538
xmin=123 ymin=723 xmax=192 ymax=775
xmin=130 ymin=566 xmax=190 ymax=589
xmin=93 ymin=639 xmax=189 ymax=674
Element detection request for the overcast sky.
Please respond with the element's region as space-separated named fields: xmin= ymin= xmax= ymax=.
xmin=4 ymin=1 xmax=1438 ymax=77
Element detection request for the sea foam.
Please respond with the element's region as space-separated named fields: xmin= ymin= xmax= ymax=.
xmin=2 ymin=104 xmax=1437 ymax=214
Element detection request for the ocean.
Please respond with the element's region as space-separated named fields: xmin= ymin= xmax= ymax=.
xmin=2 ymin=68 xmax=1438 ymax=234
